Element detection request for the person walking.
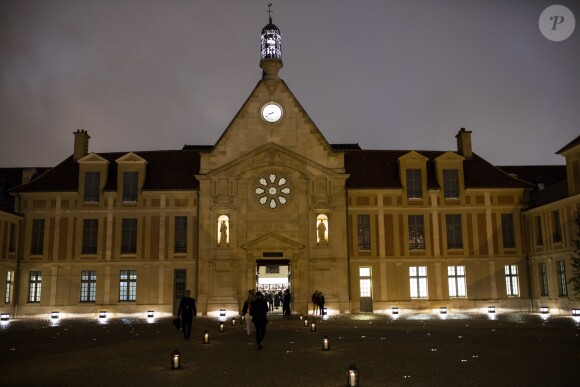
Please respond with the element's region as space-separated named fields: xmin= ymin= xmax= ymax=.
xmin=177 ymin=290 xmax=196 ymax=340
xmin=311 ymin=290 xmax=319 ymax=315
xmin=244 ymin=289 xmax=255 ymax=336
xmin=250 ymin=291 xmax=269 ymax=349
xmin=318 ymin=292 xmax=325 ymax=316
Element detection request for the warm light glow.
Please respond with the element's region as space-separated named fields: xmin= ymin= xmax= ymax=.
xmin=1 ymin=313 xmax=9 ymax=321
xmin=487 ymin=306 xmax=496 ymax=314
xmin=299 ymin=314 xmax=303 ymax=322
xmin=572 ymin=309 xmax=580 ymax=316
xmin=347 ymin=364 xmax=359 ymax=387
xmin=171 ymin=350 xmax=181 ymax=369
xmin=51 ymin=311 xmax=60 ymax=319
xmin=99 ymin=311 xmax=107 ymax=319
xmin=392 ymin=307 xmax=399 ymax=315
xmin=322 ymin=336 xmax=330 ymax=351
xmin=147 ymin=310 xmax=154 ymax=318
xmin=203 ymin=330 xmax=209 ymax=344
xmin=219 ymin=322 xmax=224 ymax=333
xmin=540 ymin=306 xmax=549 ymax=314
xmin=310 ymin=321 xmax=317 ymax=332
xmin=304 ymin=318 xmax=308 ymax=327
xmin=231 ymin=317 xmax=237 ymax=326
xmin=440 ymin=307 xmax=447 ymax=314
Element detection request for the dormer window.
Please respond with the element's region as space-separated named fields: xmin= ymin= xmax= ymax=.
xmin=122 ymin=172 xmax=138 ymax=202
xmin=406 ymin=169 xmax=422 ymax=199
xmin=443 ymin=169 xmax=459 ymax=199
xmin=84 ymin=171 xmax=100 ymax=202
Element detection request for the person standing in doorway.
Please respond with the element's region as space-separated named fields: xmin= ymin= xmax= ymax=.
xmin=177 ymin=290 xmax=196 ymax=340
xmin=311 ymin=290 xmax=319 ymax=315
xmin=282 ymin=288 xmax=291 ymax=316
xmin=245 ymin=289 xmax=255 ymax=336
xmin=251 ymin=291 xmax=269 ymax=349
xmin=318 ymin=292 xmax=325 ymax=316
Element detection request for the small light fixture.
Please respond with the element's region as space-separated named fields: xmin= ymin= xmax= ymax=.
xmin=487 ymin=306 xmax=496 ymax=314
xmin=51 ymin=311 xmax=60 ymax=319
xmin=231 ymin=317 xmax=237 ymax=326
xmin=147 ymin=310 xmax=154 ymax=318
xmin=540 ymin=306 xmax=549 ymax=314
xmin=322 ymin=335 xmax=330 ymax=351
xmin=572 ymin=308 xmax=580 ymax=316
xmin=304 ymin=318 xmax=309 ymax=327
xmin=299 ymin=314 xmax=303 ymax=322
xmin=1 ymin=313 xmax=9 ymax=321
xmin=171 ymin=349 xmax=181 ymax=369
xmin=310 ymin=321 xmax=317 ymax=332
xmin=392 ymin=307 xmax=399 ymax=315
xmin=440 ymin=307 xmax=447 ymax=314
xmin=203 ymin=330 xmax=209 ymax=344
xmin=219 ymin=322 xmax=224 ymax=333
xmin=241 ymin=315 xmax=245 ymax=323
xmin=220 ymin=308 xmax=226 ymax=316
xmin=99 ymin=311 xmax=107 ymax=319
xmin=347 ymin=364 xmax=360 ymax=387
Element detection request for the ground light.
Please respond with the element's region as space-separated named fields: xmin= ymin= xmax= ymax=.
xmin=347 ymin=364 xmax=360 ymax=387
xmin=99 ymin=311 xmax=107 ymax=319
xmin=392 ymin=307 xmax=399 ymax=315
xmin=303 ymin=318 xmax=308 ymax=327
xmin=219 ymin=322 xmax=224 ymax=333
xmin=231 ymin=317 xmax=237 ymax=326
xmin=487 ymin=306 xmax=496 ymax=314
xmin=540 ymin=307 xmax=549 ymax=314
xmin=299 ymin=314 xmax=303 ymax=322
xmin=322 ymin=336 xmax=330 ymax=351
xmin=572 ymin=308 xmax=580 ymax=316
xmin=147 ymin=310 xmax=154 ymax=318
xmin=440 ymin=307 xmax=447 ymax=314
xmin=203 ymin=330 xmax=209 ymax=344
xmin=310 ymin=321 xmax=317 ymax=332
xmin=171 ymin=350 xmax=181 ymax=369
xmin=1 ymin=313 xmax=9 ymax=321
xmin=51 ymin=311 xmax=60 ymax=319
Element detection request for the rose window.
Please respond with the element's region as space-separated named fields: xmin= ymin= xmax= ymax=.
xmin=254 ymin=173 xmax=291 ymax=209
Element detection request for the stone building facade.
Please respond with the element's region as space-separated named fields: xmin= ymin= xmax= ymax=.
xmin=1 ymin=17 xmax=578 ymax=319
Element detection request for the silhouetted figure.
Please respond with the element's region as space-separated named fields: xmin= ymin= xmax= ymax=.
xmin=282 ymin=288 xmax=291 ymax=316
xmin=177 ymin=290 xmax=196 ymax=339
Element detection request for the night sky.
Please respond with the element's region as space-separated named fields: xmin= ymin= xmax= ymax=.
xmin=1 ymin=0 xmax=578 ymax=168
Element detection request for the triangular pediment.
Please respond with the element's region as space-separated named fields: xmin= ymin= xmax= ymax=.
xmin=398 ymin=151 xmax=429 ymax=162
xmin=78 ymin=153 xmax=109 ymax=165
xmin=116 ymin=152 xmax=147 ymax=164
xmin=435 ymin=151 xmax=465 ymax=162
xmin=200 ymin=76 xmax=345 ymax=174
xmin=242 ymin=232 xmax=305 ymax=250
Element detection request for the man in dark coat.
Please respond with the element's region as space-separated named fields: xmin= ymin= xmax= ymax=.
xmin=250 ymin=291 xmax=269 ymax=349
xmin=282 ymin=288 xmax=291 ymax=316
xmin=177 ymin=290 xmax=196 ymax=340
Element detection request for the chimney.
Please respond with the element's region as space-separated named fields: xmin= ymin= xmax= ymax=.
xmin=73 ymin=129 xmax=90 ymax=160
xmin=455 ymin=128 xmax=472 ymax=158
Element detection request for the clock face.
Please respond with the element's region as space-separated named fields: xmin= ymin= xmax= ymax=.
xmin=261 ymin=103 xmax=283 ymax=123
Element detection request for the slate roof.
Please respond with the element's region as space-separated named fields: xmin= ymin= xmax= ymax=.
xmin=344 ymin=150 xmax=531 ymax=190
xmin=498 ymin=165 xmax=566 ymax=189
xmin=556 ymin=134 xmax=580 ymax=155
xmin=0 ymin=167 xmax=49 ymax=213
xmin=10 ymin=150 xmax=201 ymax=193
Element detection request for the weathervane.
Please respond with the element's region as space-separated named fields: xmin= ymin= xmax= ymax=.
xmin=267 ymin=2 xmax=273 ymax=23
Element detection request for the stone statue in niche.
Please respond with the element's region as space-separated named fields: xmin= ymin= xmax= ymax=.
xmin=219 ymin=220 xmax=228 ymax=246
xmin=317 ymin=220 xmax=327 ymax=245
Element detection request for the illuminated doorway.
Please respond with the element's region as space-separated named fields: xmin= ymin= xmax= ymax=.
xmin=256 ymin=258 xmax=290 ymax=314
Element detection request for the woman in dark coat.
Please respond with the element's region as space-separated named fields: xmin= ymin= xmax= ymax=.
xmin=250 ymin=291 xmax=269 ymax=349
xmin=282 ymin=288 xmax=291 ymax=316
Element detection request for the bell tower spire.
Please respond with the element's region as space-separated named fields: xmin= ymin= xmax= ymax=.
xmin=260 ymin=2 xmax=283 ymax=80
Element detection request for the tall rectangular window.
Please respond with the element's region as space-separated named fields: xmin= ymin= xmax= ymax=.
xmin=443 ymin=169 xmax=459 ymax=199
xmin=174 ymin=216 xmax=187 ymax=253
xmin=409 ymin=266 xmax=428 ymax=298
xmin=5 ymin=271 xmax=14 ymax=303
xmin=557 ymin=260 xmax=568 ymax=297
xmin=121 ymin=218 xmax=137 ymax=254
xmin=408 ymin=215 xmax=425 ymax=250
xmin=406 ymin=169 xmax=422 ymax=199
xmin=357 ymin=214 xmax=371 ymax=251
xmin=448 ymin=265 xmax=466 ymax=297
xmin=82 ymin=219 xmax=98 ymax=254
xmin=552 ymin=210 xmax=562 ymax=243
xmin=84 ymin=171 xmax=100 ymax=202
xmin=535 ymin=217 xmax=543 ymax=245
xmin=359 ymin=267 xmax=371 ymax=297
xmin=30 ymin=219 xmax=45 ymax=255
xmin=28 ymin=271 xmax=42 ymax=303
xmin=8 ymin=223 xmax=16 ymax=253
xmin=539 ymin=263 xmax=548 ymax=296
xmin=501 ymin=214 xmax=515 ymax=248
xmin=446 ymin=214 xmax=463 ymax=249
xmin=80 ymin=271 xmax=97 ymax=302
xmin=505 ymin=265 xmax=519 ymax=297
xmin=119 ymin=270 xmax=137 ymax=301
xmin=122 ymin=171 xmax=138 ymax=202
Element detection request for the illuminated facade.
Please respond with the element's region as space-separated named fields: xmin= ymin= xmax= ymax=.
xmin=1 ymin=16 xmax=579 ymax=318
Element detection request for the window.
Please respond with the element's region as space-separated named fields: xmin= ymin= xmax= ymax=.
xmin=505 ymin=265 xmax=519 ymax=296
xmin=119 ymin=270 xmax=137 ymax=301
xmin=443 ymin=169 xmax=459 ymax=199
xmin=408 ymin=215 xmax=425 ymax=250
xmin=80 ymin=271 xmax=97 ymax=302
xmin=8 ymin=223 xmax=16 ymax=253
xmin=5 ymin=271 xmax=14 ymax=303
xmin=359 ymin=267 xmax=371 ymax=297
xmin=406 ymin=169 xmax=422 ymax=199
xmin=557 ymin=260 xmax=568 ymax=297
xmin=539 ymin=263 xmax=548 ymax=297
xmin=409 ymin=266 xmax=428 ymax=298
xmin=174 ymin=216 xmax=187 ymax=253
xmin=535 ymin=217 xmax=543 ymax=245
xmin=82 ymin=219 xmax=98 ymax=254
xmin=28 ymin=271 xmax=42 ymax=303
xmin=357 ymin=214 xmax=371 ymax=251
xmin=552 ymin=211 xmax=562 ymax=243
xmin=121 ymin=218 xmax=137 ymax=254
xmin=122 ymin=171 xmax=138 ymax=202
xmin=84 ymin=171 xmax=100 ymax=202
xmin=30 ymin=219 xmax=45 ymax=255
xmin=446 ymin=214 xmax=463 ymax=249
xmin=448 ymin=265 xmax=466 ymax=297
xmin=501 ymin=214 xmax=515 ymax=248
